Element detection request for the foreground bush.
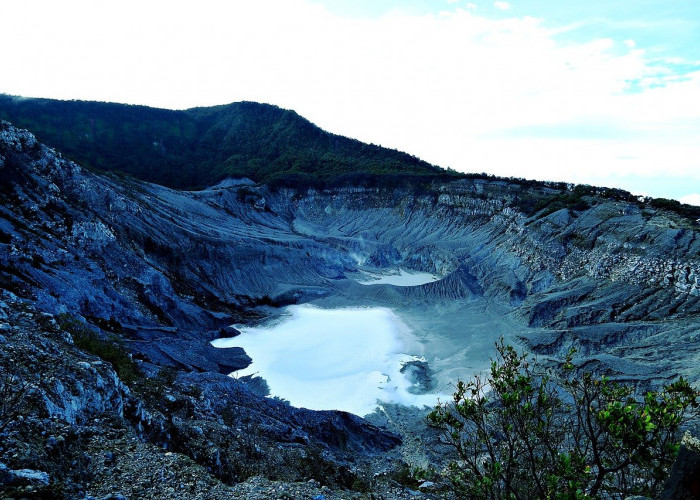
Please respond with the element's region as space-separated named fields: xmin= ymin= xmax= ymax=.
xmin=428 ymin=341 xmax=699 ymax=499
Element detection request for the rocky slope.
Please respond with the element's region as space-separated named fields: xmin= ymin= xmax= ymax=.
xmin=2 ymin=119 xmax=700 ymax=496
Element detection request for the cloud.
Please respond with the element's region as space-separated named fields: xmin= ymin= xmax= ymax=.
xmin=680 ymin=194 xmax=700 ymax=207
xmin=494 ymin=1 xmax=510 ymax=11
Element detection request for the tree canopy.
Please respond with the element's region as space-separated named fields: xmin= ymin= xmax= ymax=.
xmin=428 ymin=341 xmax=699 ymax=499
xmin=0 ymin=95 xmax=445 ymax=189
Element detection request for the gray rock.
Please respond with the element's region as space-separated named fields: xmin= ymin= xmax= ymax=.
xmin=131 ymin=338 xmax=251 ymax=374
xmin=399 ymin=359 xmax=435 ymax=394
xmin=217 ymin=325 xmax=242 ymax=339
xmin=418 ymin=480 xmax=437 ymax=491
xmin=2 ymin=467 xmax=51 ymax=486
xmin=661 ymin=431 xmax=700 ymax=500
xmin=0 ymin=462 xmax=12 ymax=485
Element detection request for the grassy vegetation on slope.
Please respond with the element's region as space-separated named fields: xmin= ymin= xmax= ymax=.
xmin=0 ymin=95 xmax=444 ymax=189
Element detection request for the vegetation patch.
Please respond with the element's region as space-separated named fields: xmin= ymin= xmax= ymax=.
xmin=648 ymin=197 xmax=700 ymax=219
xmin=530 ymin=185 xmax=594 ymax=217
xmin=57 ymin=314 xmax=141 ymax=385
xmin=0 ymin=96 xmax=444 ymax=189
xmin=428 ymin=340 xmax=700 ymax=499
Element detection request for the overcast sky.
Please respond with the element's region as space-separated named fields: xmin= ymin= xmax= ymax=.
xmin=2 ymin=0 xmax=699 ymax=203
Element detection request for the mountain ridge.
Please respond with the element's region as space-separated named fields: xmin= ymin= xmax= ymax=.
xmin=3 ymin=94 xmax=698 ymax=223
xmin=0 ymin=94 xmax=444 ymax=189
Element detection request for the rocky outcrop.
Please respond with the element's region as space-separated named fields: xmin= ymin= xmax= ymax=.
xmin=661 ymin=432 xmax=700 ymax=500
xmin=131 ymin=338 xmax=251 ymax=374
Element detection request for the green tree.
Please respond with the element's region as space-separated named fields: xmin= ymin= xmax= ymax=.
xmin=427 ymin=340 xmax=699 ymax=499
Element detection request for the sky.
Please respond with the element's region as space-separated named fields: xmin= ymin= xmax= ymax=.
xmin=1 ymin=0 xmax=699 ymax=203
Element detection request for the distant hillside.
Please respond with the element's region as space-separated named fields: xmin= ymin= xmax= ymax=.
xmin=0 ymin=95 xmax=445 ymax=189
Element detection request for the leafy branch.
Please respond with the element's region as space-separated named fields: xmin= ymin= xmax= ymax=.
xmin=428 ymin=340 xmax=700 ymax=499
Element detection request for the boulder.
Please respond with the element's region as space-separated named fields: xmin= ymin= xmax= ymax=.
xmin=661 ymin=431 xmax=700 ymax=500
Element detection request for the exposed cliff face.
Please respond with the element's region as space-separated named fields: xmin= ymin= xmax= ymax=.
xmin=2 ymin=120 xmax=700 ymax=495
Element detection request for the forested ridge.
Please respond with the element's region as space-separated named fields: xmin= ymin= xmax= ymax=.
xmin=0 ymin=95 xmax=444 ymax=189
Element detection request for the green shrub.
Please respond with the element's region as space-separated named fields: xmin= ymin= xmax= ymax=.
xmin=57 ymin=314 xmax=141 ymax=385
xmin=531 ymin=190 xmax=591 ymax=217
xmin=390 ymin=463 xmax=438 ymax=489
xmin=428 ymin=340 xmax=699 ymax=499
xmin=649 ymin=197 xmax=700 ymax=220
